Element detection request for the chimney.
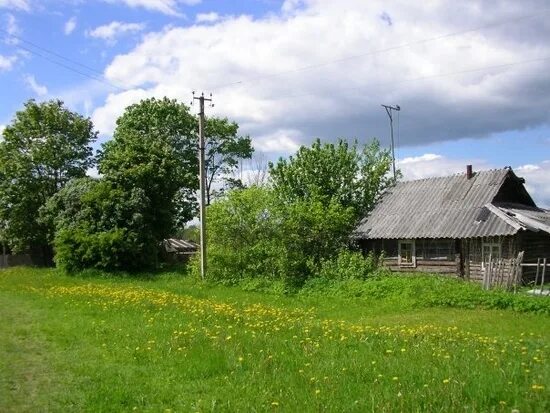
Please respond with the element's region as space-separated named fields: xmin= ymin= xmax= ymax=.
xmin=466 ymin=164 xmax=473 ymax=179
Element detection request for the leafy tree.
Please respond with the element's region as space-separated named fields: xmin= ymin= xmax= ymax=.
xmin=207 ymin=186 xmax=282 ymax=280
xmin=98 ymin=97 xmax=198 ymax=241
xmin=0 ymin=99 xmax=96 ymax=256
xmin=41 ymin=178 xmax=156 ymax=272
xmin=204 ymin=117 xmax=253 ymax=204
xmin=269 ymin=138 xmax=396 ymax=217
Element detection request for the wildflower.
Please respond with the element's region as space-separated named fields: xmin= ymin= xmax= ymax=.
xmin=315 ymin=389 xmax=321 ymax=395
xmin=392 ymin=377 xmax=399 ymax=381
xmin=271 ymin=401 xmax=279 ymax=407
xmin=531 ymin=384 xmax=544 ymax=391
xmin=443 ymin=379 xmax=450 ymax=384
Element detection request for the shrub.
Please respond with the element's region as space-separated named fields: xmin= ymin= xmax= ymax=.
xmin=42 ymin=178 xmax=158 ymax=273
xmin=318 ymin=249 xmax=379 ymax=280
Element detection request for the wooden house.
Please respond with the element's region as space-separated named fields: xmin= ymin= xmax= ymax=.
xmin=355 ymin=166 xmax=550 ymax=283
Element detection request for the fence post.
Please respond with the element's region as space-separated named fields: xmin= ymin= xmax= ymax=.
xmin=541 ymin=258 xmax=547 ymax=295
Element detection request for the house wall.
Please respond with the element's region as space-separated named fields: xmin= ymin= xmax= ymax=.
xmin=518 ymin=231 xmax=550 ymax=283
xmin=461 ymin=236 xmax=517 ymax=282
xmin=360 ymin=238 xmax=460 ymax=276
xmin=361 ymin=235 xmax=526 ymax=282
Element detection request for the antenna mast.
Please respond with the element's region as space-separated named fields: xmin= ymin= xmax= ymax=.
xmin=381 ymin=104 xmax=400 ymax=180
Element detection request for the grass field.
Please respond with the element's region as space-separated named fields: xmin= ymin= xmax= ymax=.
xmin=1 ymin=267 xmax=549 ymax=412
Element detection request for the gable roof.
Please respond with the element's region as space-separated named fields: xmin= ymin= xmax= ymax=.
xmin=355 ymin=168 xmax=548 ymax=239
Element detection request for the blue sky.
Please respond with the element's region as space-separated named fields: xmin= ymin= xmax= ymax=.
xmin=1 ymin=0 xmax=549 ymax=205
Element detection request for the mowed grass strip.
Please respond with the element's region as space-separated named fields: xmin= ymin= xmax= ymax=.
xmin=0 ymin=268 xmax=549 ymax=412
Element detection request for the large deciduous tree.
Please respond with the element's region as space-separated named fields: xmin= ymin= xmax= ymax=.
xmin=0 ymin=99 xmax=96 ymax=257
xmin=268 ymin=138 xmax=396 ymax=217
xmin=40 ymin=178 xmax=155 ymax=272
xmin=98 ymin=97 xmax=198 ymax=241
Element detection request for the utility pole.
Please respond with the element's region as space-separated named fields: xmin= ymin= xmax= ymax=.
xmin=381 ymin=104 xmax=400 ymax=180
xmin=193 ymin=92 xmax=213 ymax=280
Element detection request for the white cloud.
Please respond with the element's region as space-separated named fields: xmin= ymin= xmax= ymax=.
xmin=516 ymin=160 xmax=550 ymax=208
xmin=0 ymin=0 xmax=29 ymax=11
xmin=88 ymin=21 xmax=146 ymax=43
xmin=93 ymin=0 xmax=550 ymax=151
xmin=103 ymin=0 xmax=201 ymax=16
xmin=195 ymin=12 xmax=219 ymax=23
xmin=396 ymin=153 xmax=550 ymax=207
xmin=64 ymin=16 xmax=77 ymax=35
xmin=91 ymin=88 xmax=151 ymax=136
xmin=0 ymin=124 xmax=5 ymax=136
xmin=24 ymin=74 xmax=48 ymax=96
xmin=0 ymin=54 xmax=16 ymax=71
xmin=254 ymin=129 xmax=302 ymax=153
xmin=3 ymin=13 xmax=20 ymax=45
xmin=398 ymin=153 xmax=490 ymax=181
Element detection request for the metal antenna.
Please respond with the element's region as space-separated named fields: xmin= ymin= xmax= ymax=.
xmin=381 ymin=104 xmax=401 ymax=180
xmin=193 ymin=91 xmax=213 ymax=281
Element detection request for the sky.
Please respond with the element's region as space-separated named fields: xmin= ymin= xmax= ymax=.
xmin=0 ymin=0 xmax=549 ymax=206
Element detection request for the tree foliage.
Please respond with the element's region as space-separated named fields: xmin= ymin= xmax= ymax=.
xmin=204 ymin=117 xmax=253 ymax=204
xmin=41 ymin=178 xmax=156 ymax=272
xmin=0 ymin=100 xmax=96 ymax=254
xmin=204 ymin=138 xmax=395 ymax=285
xmin=269 ymin=138 xmax=396 ymax=217
xmin=205 ymin=186 xmax=356 ymax=285
xmin=98 ymin=97 xmax=198 ymax=239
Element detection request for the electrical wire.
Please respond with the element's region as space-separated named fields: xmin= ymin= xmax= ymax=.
xmin=205 ymin=9 xmax=550 ymax=91
xmin=0 ymin=27 xmax=105 ymax=77
xmin=0 ymin=29 xmax=126 ymax=92
xmin=268 ymin=55 xmax=550 ymax=100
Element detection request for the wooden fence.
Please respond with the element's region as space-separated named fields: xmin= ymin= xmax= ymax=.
xmin=482 ymin=251 xmax=524 ymax=291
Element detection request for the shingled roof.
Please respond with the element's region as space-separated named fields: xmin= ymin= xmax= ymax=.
xmin=355 ymin=167 xmax=549 ymax=239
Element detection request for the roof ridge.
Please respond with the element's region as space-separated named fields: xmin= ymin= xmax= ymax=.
xmin=397 ymin=167 xmax=509 ymax=184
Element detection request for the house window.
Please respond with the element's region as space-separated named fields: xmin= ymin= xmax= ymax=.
xmin=398 ymin=240 xmax=416 ymax=267
xmin=482 ymin=242 xmax=501 ymax=268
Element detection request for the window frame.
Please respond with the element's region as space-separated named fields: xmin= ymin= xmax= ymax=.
xmin=398 ymin=239 xmax=416 ymax=267
xmin=481 ymin=241 xmax=501 ymax=269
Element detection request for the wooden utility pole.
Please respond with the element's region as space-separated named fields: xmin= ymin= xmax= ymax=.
xmin=193 ymin=92 xmax=213 ymax=280
xmin=381 ymin=104 xmax=400 ymax=180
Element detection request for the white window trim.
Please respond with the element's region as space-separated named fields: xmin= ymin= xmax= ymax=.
xmin=398 ymin=239 xmax=416 ymax=267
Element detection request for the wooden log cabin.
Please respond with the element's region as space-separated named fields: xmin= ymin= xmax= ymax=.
xmin=355 ymin=166 xmax=550 ymax=283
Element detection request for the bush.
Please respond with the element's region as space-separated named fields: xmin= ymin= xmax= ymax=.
xmin=300 ymin=273 xmax=550 ymax=315
xmin=318 ymin=250 xmax=380 ymax=280
xmin=203 ymin=186 xmax=359 ymax=285
xmin=42 ymin=178 xmax=158 ymax=273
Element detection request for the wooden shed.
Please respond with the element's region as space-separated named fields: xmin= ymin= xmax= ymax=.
xmin=355 ymin=166 xmax=550 ymax=284
xmin=161 ymin=238 xmax=198 ymax=263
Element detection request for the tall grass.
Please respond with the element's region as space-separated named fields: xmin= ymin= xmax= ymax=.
xmin=0 ymin=267 xmax=549 ymax=412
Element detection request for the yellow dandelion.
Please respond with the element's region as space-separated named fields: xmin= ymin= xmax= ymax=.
xmin=443 ymin=379 xmax=450 ymax=384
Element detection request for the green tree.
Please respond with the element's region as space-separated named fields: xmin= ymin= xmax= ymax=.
xmin=0 ymin=100 xmax=96 ymax=256
xmin=41 ymin=178 xmax=156 ymax=272
xmin=269 ymin=138 xmax=396 ymax=217
xmin=204 ymin=117 xmax=253 ymax=204
xmin=98 ymin=97 xmax=198 ymax=241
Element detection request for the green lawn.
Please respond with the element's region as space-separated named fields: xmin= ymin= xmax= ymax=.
xmin=1 ymin=267 xmax=549 ymax=412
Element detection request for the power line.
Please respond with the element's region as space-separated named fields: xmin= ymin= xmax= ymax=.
xmin=0 ymin=28 xmax=126 ymax=92
xmin=0 ymin=27 xmax=105 ymax=77
xmin=268 ymin=55 xmax=550 ymax=100
xmin=205 ymin=9 xmax=550 ymax=92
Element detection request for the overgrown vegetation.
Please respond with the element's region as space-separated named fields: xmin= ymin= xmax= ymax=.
xmin=200 ymin=139 xmax=394 ymax=285
xmin=1 ymin=268 xmax=548 ymax=412
xmin=0 ymin=98 xmax=252 ymax=272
